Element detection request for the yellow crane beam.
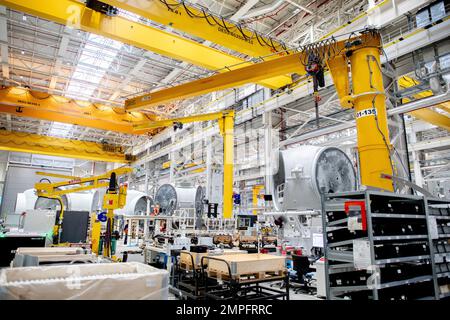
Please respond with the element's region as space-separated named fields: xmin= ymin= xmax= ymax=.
xmin=0 ymin=130 xmax=129 ymax=163
xmin=0 ymin=87 xmax=155 ymax=134
xmin=125 ymin=32 xmax=380 ymax=111
xmin=398 ymin=76 xmax=450 ymax=131
xmin=133 ymin=110 xmax=234 ymax=132
xmin=126 ymin=53 xmax=307 ymax=111
xmin=436 ymin=101 xmax=450 ymax=114
xmin=100 ymin=0 xmax=290 ymax=59
xmin=0 ymin=0 xmax=290 ymax=89
xmin=410 ymin=108 xmax=450 ymax=131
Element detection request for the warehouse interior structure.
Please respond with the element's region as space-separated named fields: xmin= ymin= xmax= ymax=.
xmin=0 ymin=0 xmax=449 ymax=301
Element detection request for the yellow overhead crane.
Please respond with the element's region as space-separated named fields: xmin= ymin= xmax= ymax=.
xmin=99 ymin=0 xmax=291 ymax=58
xmin=0 ymin=130 xmax=130 ymax=163
xmin=134 ymin=110 xmax=235 ymax=218
xmin=0 ymin=0 xmax=291 ymax=88
xmin=0 ymin=86 xmax=156 ymax=134
xmin=34 ymin=167 xmax=132 ymax=257
xmin=129 ymin=29 xmax=396 ymax=192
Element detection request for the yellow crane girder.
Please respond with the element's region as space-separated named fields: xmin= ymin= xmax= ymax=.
xmin=0 ymin=130 xmax=129 ymax=163
xmin=0 ymin=87 xmax=154 ymax=134
xmin=133 ymin=110 xmax=234 ymax=132
xmin=100 ymin=0 xmax=291 ymax=59
xmin=0 ymin=0 xmax=290 ymax=89
xmin=398 ymin=76 xmax=450 ymax=131
xmin=125 ymin=32 xmax=381 ymax=111
xmin=126 ymin=53 xmax=307 ymax=111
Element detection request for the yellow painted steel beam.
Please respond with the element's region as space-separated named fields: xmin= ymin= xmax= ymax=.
xmin=35 ymin=171 xmax=81 ymax=180
xmin=125 ymin=33 xmax=381 ymax=111
xmin=126 ymin=53 xmax=307 ymax=111
xmin=0 ymin=0 xmax=289 ymax=89
xmin=101 ymin=0 xmax=291 ymax=59
xmin=133 ymin=110 xmax=234 ymax=132
xmin=0 ymin=87 xmax=153 ymax=134
xmin=410 ymin=108 xmax=450 ymax=131
xmin=0 ymin=130 xmax=129 ymax=163
xmin=436 ymin=102 xmax=450 ymax=114
xmin=398 ymin=76 xmax=450 ymax=131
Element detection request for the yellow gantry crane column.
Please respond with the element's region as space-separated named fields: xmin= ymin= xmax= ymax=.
xmin=134 ymin=110 xmax=235 ymax=219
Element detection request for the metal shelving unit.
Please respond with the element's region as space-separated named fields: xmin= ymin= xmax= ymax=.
xmin=425 ymin=197 xmax=450 ymax=300
xmin=322 ymin=190 xmax=438 ymax=300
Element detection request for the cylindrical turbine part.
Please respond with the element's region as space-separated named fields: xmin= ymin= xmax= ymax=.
xmin=271 ymin=146 xmax=356 ymax=211
xmin=155 ymin=184 xmax=204 ymax=216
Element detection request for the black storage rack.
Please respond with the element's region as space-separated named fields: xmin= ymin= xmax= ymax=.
xmin=321 ymin=190 xmax=443 ymax=300
xmin=425 ymin=197 xmax=450 ymax=300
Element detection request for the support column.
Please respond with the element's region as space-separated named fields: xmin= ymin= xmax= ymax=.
xmin=221 ymin=113 xmax=234 ymax=219
xmin=349 ymin=46 xmax=394 ymax=191
xmin=263 ymin=110 xmax=273 ymax=195
xmin=409 ymin=126 xmax=424 ymax=187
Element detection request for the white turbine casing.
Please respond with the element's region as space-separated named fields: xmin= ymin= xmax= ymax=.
xmin=91 ymin=189 xmax=106 ymax=212
xmin=91 ymin=190 xmax=153 ymax=216
xmin=271 ymin=146 xmax=356 ymax=211
xmin=15 ymin=189 xmax=38 ymax=213
xmin=66 ymin=192 xmax=94 ymax=212
xmin=115 ymin=190 xmax=153 ymax=216
xmin=155 ymin=184 xmax=204 ymax=215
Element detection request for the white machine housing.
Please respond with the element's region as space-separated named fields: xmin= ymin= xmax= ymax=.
xmin=271 ymin=145 xmax=356 ymax=211
xmin=155 ymin=184 xmax=204 ymax=216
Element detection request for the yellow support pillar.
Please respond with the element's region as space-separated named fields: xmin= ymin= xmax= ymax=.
xmin=219 ymin=112 xmax=234 ymax=219
xmin=349 ymin=46 xmax=394 ymax=191
xmin=252 ymin=185 xmax=264 ymax=215
xmin=91 ymin=218 xmax=101 ymax=255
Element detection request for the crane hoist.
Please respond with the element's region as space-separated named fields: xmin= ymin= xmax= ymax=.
xmin=34 ymin=167 xmax=132 ymax=257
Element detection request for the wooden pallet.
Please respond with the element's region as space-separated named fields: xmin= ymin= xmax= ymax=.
xmin=207 ymin=253 xmax=286 ymax=276
xmin=179 ymin=250 xmax=248 ymax=269
xmin=206 ymin=269 xmax=286 ymax=283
